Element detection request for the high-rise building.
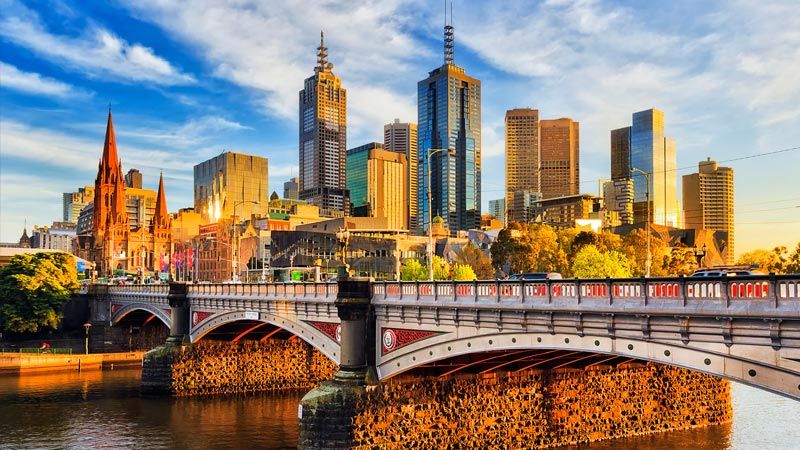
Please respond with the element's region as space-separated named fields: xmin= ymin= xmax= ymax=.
xmin=540 ymin=118 xmax=579 ymax=199
xmin=603 ymin=178 xmax=634 ymax=226
xmin=63 ymin=186 xmax=94 ymax=223
xmin=283 ymin=177 xmax=299 ymax=200
xmin=683 ymin=158 xmax=734 ymax=263
xmin=488 ymin=198 xmax=506 ymax=225
xmin=418 ymin=17 xmax=481 ymax=235
xmin=346 ymin=143 xmax=408 ymax=230
xmin=511 ymin=190 xmax=542 ymax=224
xmin=299 ymin=32 xmax=349 ymax=217
xmin=193 ymin=151 xmax=269 ymax=223
xmin=124 ymin=169 xmax=143 ymax=189
xmin=384 ymin=119 xmax=418 ymax=232
xmin=31 ymin=221 xmax=76 ymax=253
xmin=505 ymin=108 xmax=539 ymax=215
xmin=610 ymin=108 xmax=678 ymax=227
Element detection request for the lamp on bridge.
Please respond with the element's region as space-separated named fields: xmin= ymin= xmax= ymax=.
xmin=694 ymin=243 xmax=708 ymax=268
xmin=83 ymin=322 xmax=92 ymax=355
xmin=336 ymin=227 xmax=351 ymax=279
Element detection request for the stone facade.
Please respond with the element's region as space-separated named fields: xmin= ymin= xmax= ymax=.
xmin=347 ymin=363 xmax=731 ymax=449
xmin=165 ymin=340 xmax=336 ymax=396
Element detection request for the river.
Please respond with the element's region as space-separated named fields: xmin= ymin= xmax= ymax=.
xmin=0 ymin=369 xmax=797 ymax=449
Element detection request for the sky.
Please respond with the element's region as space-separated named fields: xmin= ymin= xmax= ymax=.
xmin=1 ymin=0 xmax=798 ymax=256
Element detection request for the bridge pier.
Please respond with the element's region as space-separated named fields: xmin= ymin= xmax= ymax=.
xmin=298 ymin=277 xmax=374 ymax=449
xmin=141 ymin=283 xmax=192 ymax=394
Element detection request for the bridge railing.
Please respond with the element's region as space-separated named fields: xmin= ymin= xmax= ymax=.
xmin=186 ymin=282 xmax=338 ymax=300
xmin=373 ymin=275 xmax=800 ymax=309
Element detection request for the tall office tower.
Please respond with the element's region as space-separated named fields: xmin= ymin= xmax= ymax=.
xmin=193 ymin=151 xmax=269 ymax=223
xmin=540 ymin=118 xmax=579 ymax=199
xmin=505 ymin=108 xmax=539 ymax=222
xmin=346 ymin=142 xmax=408 ymax=230
xmin=488 ymin=198 xmax=506 ymax=225
xmin=299 ymin=32 xmax=349 ymax=217
xmin=283 ymin=177 xmax=299 ymax=200
xmin=63 ymin=186 xmax=95 ymax=223
xmin=384 ymin=119 xmax=418 ymax=233
xmin=418 ymin=16 xmax=481 ymax=235
xmin=610 ymin=108 xmax=678 ymax=226
xmin=683 ymin=158 xmax=734 ymax=263
xmin=603 ymin=178 xmax=634 ymax=226
xmin=124 ymin=169 xmax=143 ymax=189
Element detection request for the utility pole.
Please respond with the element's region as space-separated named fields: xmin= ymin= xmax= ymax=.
xmin=631 ymin=167 xmax=651 ymax=277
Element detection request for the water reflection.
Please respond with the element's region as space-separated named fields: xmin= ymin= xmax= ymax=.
xmin=0 ymin=370 xmax=798 ymax=449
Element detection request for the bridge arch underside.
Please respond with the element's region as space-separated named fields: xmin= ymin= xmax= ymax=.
xmin=378 ymin=332 xmax=800 ymax=401
xmin=111 ymin=308 xmax=170 ymax=351
xmin=190 ymin=313 xmax=340 ymax=365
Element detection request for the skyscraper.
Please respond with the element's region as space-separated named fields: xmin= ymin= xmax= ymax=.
xmin=346 ymin=143 xmax=408 ymax=230
xmin=610 ymin=108 xmax=678 ymax=227
xmin=505 ymin=108 xmax=539 ymax=222
xmin=418 ymin=16 xmax=481 ymax=235
xmin=299 ymin=32 xmax=349 ymax=217
xmin=384 ymin=119 xmax=418 ymax=233
xmin=683 ymin=159 xmax=734 ymax=263
xmin=283 ymin=177 xmax=299 ymax=200
xmin=193 ymin=151 xmax=269 ymax=223
xmin=540 ymin=118 xmax=579 ymax=199
xmin=488 ymin=198 xmax=506 ymax=225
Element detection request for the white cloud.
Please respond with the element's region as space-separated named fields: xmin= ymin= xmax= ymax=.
xmin=0 ymin=1 xmax=194 ymax=85
xmin=0 ymin=61 xmax=91 ymax=98
xmin=119 ymin=116 xmax=252 ymax=148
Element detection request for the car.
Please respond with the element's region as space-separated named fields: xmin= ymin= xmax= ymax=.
xmin=689 ymin=267 xmax=761 ymax=277
xmin=507 ymin=272 xmax=563 ymax=281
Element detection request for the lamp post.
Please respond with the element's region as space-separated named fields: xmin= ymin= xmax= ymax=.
xmin=694 ymin=243 xmax=708 ymax=268
xmin=335 ymin=227 xmax=351 ymax=278
xmin=232 ymin=200 xmax=260 ymax=282
xmin=426 ymin=148 xmax=453 ymax=281
xmin=630 ymin=167 xmax=651 ymax=277
xmin=83 ymin=322 xmax=91 ymax=355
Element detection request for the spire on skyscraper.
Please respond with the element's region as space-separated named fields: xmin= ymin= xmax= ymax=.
xmin=444 ymin=1 xmax=454 ymax=65
xmin=316 ymin=31 xmax=330 ymax=72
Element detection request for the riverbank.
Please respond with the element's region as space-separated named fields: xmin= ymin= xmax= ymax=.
xmin=0 ymin=351 xmax=143 ymax=374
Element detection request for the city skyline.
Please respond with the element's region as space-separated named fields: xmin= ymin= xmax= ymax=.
xmin=1 ymin=0 xmax=799 ymax=255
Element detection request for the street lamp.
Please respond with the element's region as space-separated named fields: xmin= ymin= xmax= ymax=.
xmin=83 ymin=322 xmax=91 ymax=355
xmin=232 ymin=200 xmax=260 ymax=282
xmin=426 ymin=148 xmax=454 ymax=281
xmin=630 ymin=167 xmax=652 ymax=277
xmin=335 ymin=227 xmax=351 ymax=278
xmin=694 ymin=243 xmax=708 ymax=268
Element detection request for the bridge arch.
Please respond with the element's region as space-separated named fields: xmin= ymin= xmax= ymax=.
xmin=377 ymin=331 xmax=800 ymax=401
xmin=111 ymin=303 xmax=171 ymax=328
xmin=190 ymin=310 xmax=341 ymax=365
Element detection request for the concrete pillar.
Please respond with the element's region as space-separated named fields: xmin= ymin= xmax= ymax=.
xmin=142 ymin=282 xmax=191 ymax=395
xmin=298 ymin=276 xmax=373 ymax=449
xmin=166 ymin=282 xmax=190 ymax=345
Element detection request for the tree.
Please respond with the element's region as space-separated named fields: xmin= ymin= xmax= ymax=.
xmin=619 ymin=228 xmax=669 ymax=277
xmin=452 ymin=263 xmax=477 ymax=281
xmin=0 ymin=252 xmax=79 ymax=334
xmin=400 ymin=259 xmax=428 ymax=281
xmin=737 ymin=243 xmax=800 ymax=274
xmin=455 ymin=242 xmax=494 ymax=280
xmin=571 ymin=245 xmax=632 ymax=279
xmin=784 ymin=243 xmax=800 ymax=274
xmin=491 ymin=224 xmax=568 ymax=276
xmin=432 ymin=256 xmax=451 ymax=280
xmin=662 ymin=246 xmax=698 ymax=276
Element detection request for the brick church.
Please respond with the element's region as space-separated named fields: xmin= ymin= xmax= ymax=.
xmin=80 ymin=110 xmax=172 ymax=278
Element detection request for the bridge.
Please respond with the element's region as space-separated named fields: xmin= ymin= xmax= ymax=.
xmin=84 ymin=274 xmax=800 ymax=400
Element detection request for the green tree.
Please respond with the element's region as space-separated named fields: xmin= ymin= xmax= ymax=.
xmin=491 ymin=223 xmax=568 ymax=276
xmin=0 ymin=252 xmax=79 ymax=333
xmin=452 ymin=263 xmax=477 ymax=281
xmin=571 ymin=245 xmax=632 ymax=279
xmin=432 ymin=255 xmax=451 ymax=280
xmin=400 ymin=259 xmax=428 ymax=281
xmin=455 ymin=242 xmax=494 ymax=280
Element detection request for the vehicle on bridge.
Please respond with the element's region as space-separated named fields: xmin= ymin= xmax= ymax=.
xmin=690 ymin=266 xmax=762 ymax=277
xmin=508 ymin=272 xmax=563 ymax=281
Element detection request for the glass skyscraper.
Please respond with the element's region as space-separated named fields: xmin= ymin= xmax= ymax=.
xmin=417 ymin=20 xmax=481 ymax=234
xmin=610 ymin=108 xmax=678 ymax=227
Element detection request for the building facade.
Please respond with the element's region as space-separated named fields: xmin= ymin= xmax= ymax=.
xmin=488 ymin=198 xmax=506 ymax=225
xmin=31 ymin=222 xmax=76 ymax=253
xmin=683 ymin=158 xmax=734 ymax=263
xmin=529 ymin=194 xmax=603 ymax=228
xmin=299 ymin=32 xmax=349 ymax=217
xmin=63 ymin=186 xmax=94 ymax=223
xmin=510 ymin=190 xmax=542 ymax=223
xmin=603 ymin=178 xmax=634 ymax=226
xmin=78 ymin=111 xmax=172 ymax=277
xmin=540 ymin=118 xmax=580 ymax=199
xmin=384 ymin=119 xmax=419 ymax=233
xmin=283 ymin=177 xmax=299 ymax=200
xmin=346 ymin=143 xmax=408 ymax=230
xmin=193 ymin=151 xmax=269 ymax=223
xmin=418 ymin=21 xmax=481 ymax=235
xmin=610 ymin=108 xmax=679 ymax=227
xmin=505 ymin=108 xmax=540 ymax=214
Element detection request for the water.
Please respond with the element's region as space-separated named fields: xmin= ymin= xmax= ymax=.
xmin=0 ymin=369 xmax=798 ymax=449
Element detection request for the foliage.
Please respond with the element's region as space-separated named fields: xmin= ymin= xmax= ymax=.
xmin=662 ymin=246 xmax=698 ymax=277
xmin=737 ymin=244 xmax=800 ymax=274
xmin=490 ymin=223 xmax=568 ymax=277
xmin=571 ymin=245 xmax=632 ymax=278
xmin=619 ymin=228 xmax=670 ymax=277
xmin=400 ymin=259 xmax=428 ymax=281
xmin=0 ymin=252 xmax=79 ymax=333
xmin=455 ymin=242 xmax=494 ymax=280
xmin=452 ymin=263 xmax=477 ymax=281
xmin=432 ymin=256 xmax=451 ymax=280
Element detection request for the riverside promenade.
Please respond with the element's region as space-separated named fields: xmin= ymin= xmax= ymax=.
xmin=0 ymin=351 xmax=143 ymax=374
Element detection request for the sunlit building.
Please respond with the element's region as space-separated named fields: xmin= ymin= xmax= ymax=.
xmin=505 ymin=108 xmax=539 ymax=217
xmin=63 ymin=186 xmax=94 ymax=224
xmin=193 ymin=151 xmax=269 ymax=223
xmin=384 ymin=119 xmax=418 ymax=233
xmin=283 ymin=177 xmax=299 ymax=200
xmin=299 ymin=32 xmax=349 ymax=217
xmin=347 ymin=143 xmax=408 ymax=230
xmin=418 ymin=18 xmax=481 ymax=235
xmin=683 ymin=158 xmax=734 ymax=263
xmin=540 ymin=118 xmax=579 ymax=199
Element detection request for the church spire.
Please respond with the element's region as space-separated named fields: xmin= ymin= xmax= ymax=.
xmin=155 ymin=171 xmax=168 ymax=221
xmin=100 ymin=109 xmax=120 ymax=179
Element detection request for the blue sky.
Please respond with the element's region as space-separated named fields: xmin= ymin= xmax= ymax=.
xmin=1 ymin=0 xmax=798 ymax=255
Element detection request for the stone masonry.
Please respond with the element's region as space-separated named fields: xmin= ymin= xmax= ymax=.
xmin=345 ymin=363 xmax=731 ymax=449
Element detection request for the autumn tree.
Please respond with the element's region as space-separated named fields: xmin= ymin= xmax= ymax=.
xmin=571 ymin=245 xmax=632 ymax=278
xmin=0 ymin=252 xmax=79 ymax=333
xmin=400 ymin=259 xmax=428 ymax=281
xmin=456 ymin=242 xmax=494 ymax=280
xmin=619 ymin=228 xmax=669 ymax=276
xmin=432 ymin=255 xmax=451 ymax=280
xmin=452 ymin=263 xmax=477 ymax=281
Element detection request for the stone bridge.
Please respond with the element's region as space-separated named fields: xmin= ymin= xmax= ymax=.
xmin=85 ymin=274 xmax=800 ymax=400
